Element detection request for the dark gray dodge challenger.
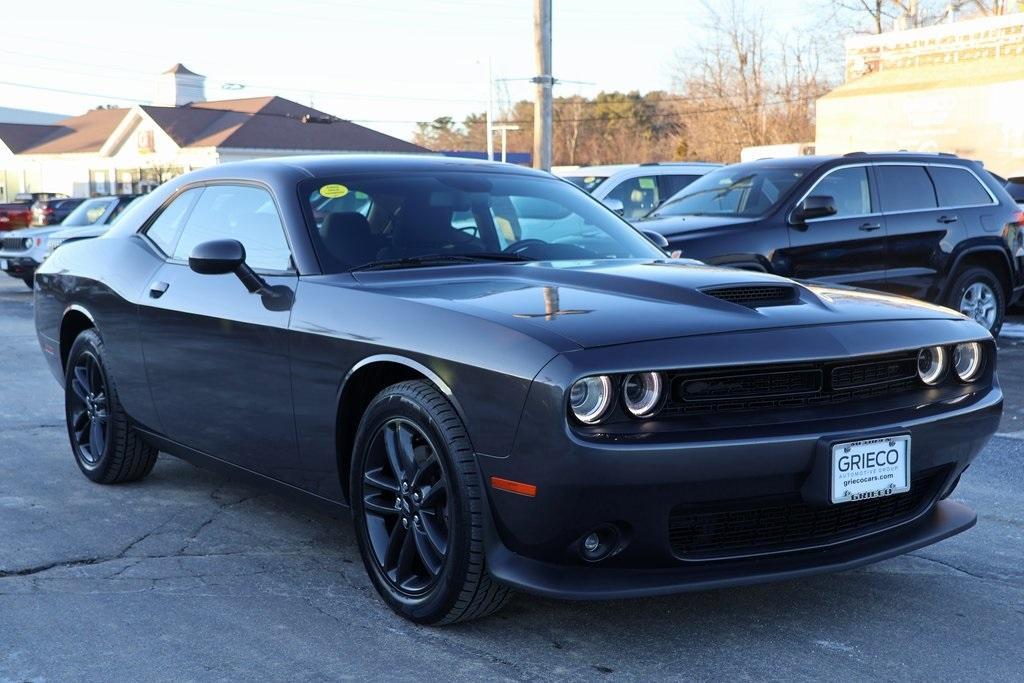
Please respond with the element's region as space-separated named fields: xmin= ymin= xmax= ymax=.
xmin=33 ymin=155 xmax=1001 ymax=624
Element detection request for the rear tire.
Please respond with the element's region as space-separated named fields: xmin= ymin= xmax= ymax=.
xmin=65 ymin=328 xmax=158 ymax=484
xmin=946 ymin=267 xmax=1004 ymax=336
xmin=350 ymin=380 xmax=511 ymax=625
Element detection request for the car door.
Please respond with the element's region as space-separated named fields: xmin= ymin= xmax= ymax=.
xmin=137 ymin=183 xmax=300 ymax=479
xmin=875 ymin=163 xmax=965 ymax=299
xmin=783 ymin=165 xmax=888 ymax=290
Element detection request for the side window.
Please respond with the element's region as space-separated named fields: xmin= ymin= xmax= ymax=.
xmin=927 ymin=166 xmax=993 ymax=207
xmin=875 ymin=165 xmax=938 ymax=212
xmin=144 ymin=188 xmax=203 ymax=255
xmin=605 ymin=176 xmax=660 ymax=220
xmin=172 ymin=185 xmax=291 ymax=272
xmin=658 ymin=174 xmax=700 ymax=201
xmin=808 ymin=167 xmax=872 ymax=219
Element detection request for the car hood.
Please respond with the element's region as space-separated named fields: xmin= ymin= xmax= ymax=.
xmin=634 ymin=214 xmax=758 ymax=236
xmin=347 ymin=259 xmax=964 ymax=349
xmin=49 ymin=225 xmax=108 ymax=239
xmin=3 ymin=225 xmax=64 ymax=239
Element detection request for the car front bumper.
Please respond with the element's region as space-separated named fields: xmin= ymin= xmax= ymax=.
xmin=476 ymin=324 xmax=1001 ymax=600
xmin=0 ymin=255 xmax=39 ymax=279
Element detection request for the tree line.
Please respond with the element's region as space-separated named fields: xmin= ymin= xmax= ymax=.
xmin=412 ymin=0 xmax=1016 ymax=166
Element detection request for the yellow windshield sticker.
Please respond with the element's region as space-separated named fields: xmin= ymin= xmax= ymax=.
xmin=638 ymin=177 xmax=656 ymax=190
xmin=584 ymin=176 xmax=596 ymax=184
xmin=320 ymin=183 xmax=349 ymax=198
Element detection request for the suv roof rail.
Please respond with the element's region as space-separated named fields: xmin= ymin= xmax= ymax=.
xmin=638 ymin=161 xmax=721 ymax=167
xmin=843 ymin=150 xmax=961 ymax=158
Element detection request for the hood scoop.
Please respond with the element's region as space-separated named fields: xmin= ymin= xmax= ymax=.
xmin=699 ymin=283 xmax=799 ymax=308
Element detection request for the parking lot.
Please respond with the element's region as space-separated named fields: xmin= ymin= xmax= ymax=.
xmin=1 ymin=274 xmax=1022 ymax=681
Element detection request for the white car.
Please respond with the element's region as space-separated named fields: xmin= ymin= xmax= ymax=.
xmin=556 ymin=162 xmax=721 ymax=220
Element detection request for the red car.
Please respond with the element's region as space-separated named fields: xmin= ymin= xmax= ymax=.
xmin=0 ymin=192 xmax=68 ymax=231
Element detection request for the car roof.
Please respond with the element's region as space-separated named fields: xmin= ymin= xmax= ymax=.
xmin=558 ymin=162 xmax=721 ymax=177
xmin=735 ymin=152 xmax=982 ymax=171
xmin=206 ymin=154 xmax=551 ymax=180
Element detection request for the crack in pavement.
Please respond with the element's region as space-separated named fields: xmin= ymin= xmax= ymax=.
xmin=907 ymin=552 xmax=1019 ymax=585
xmin=0 ymin=482 xmax=269 ymax=580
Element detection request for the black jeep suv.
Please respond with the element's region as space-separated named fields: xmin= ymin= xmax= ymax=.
xmin=637 ymin=152 xmax=1024 ymax=335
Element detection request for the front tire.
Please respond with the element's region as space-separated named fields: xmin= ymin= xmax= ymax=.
xmin=947 ymin=267 xmax=1004 ymax=336
xmin=65 ymin=329 xmax=158 ymax=483
xmin=351 ymin=380 xmax=511 ymax=625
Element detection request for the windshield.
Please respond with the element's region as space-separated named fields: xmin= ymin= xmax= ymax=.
xmin=301 ymin=171 xmax=664 ymax=272
xmin=62 ymin=198 xmax=117 ymax=226
xmin=650 ymin=167 xmax=805 ymax=218
xmin=563 ymin=175 xmax=608 ymax=193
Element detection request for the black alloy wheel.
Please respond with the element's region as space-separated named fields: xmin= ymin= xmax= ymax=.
xmin=68 ymin=349 xmax=110 ymax=467
xmin=351 ymin=380 xmax=511 ymax=624
xmin=64 ymin=329 xmax=158 ymax=483
xmin=362 ymin=417 xmax=451 ymax=595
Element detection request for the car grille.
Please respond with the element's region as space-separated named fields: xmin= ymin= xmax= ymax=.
xmin=700 ymin=284 xmax=798 ymax=307
xmin=2 ymin=236 xmax=30 ymax=252
xmin=660 ymin=351 xmax=921 ymax=418
xmin=668 ymin=468 xmax=947 ymax=560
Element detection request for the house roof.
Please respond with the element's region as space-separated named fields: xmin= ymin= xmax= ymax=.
xmin=163 ymin=63 xmax=201 ymax=77
xmin=0 ymin=95 xmax=426 ymax=156
xmin=0 ymin=122 xmax=63 ymax=153
xmin=140 ymin=96 xmax=426 ymax=153
xmin=8 ymin=108 xmax=131 ymax=154
xmin=822 ymin=57 xmax=1024 ymax=99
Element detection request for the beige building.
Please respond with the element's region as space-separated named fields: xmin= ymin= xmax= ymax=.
xmin=816 ymin=13 xmax=1024 ymax=176
xmin=0 ymin=64 xmax=426 ymax=200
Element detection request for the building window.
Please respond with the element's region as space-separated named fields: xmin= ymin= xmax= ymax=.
xmin=137 ymin=130 xmax=155 ymax=154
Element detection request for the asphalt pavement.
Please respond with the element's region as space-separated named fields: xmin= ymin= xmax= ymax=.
xmin=1 ymin=275 xmax=1022 ymax=682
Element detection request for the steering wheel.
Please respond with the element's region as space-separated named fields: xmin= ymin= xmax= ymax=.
xmin=502 ymin=239 xmax=548 ymax=255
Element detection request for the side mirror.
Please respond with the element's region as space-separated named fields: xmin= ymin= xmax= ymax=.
xmin=642 ymin=229 xmax=670 ymax=250
xmin=602 ymin=197 xmax=625 ymax=216
xmin=188 ymin=239 xmax=245 ymax=275
xmin=793 ymin=195 xmax=837 ymax=223
xmin=189 ymin=239 xmax=268 ymax=295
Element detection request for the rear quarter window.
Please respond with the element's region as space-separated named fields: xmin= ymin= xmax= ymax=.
xmin=927 ymin=166 xmax=993 ymax=207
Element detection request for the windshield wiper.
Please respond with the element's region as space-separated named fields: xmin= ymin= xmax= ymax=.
xmin=348 ymin=252 xmax=533 ymax=272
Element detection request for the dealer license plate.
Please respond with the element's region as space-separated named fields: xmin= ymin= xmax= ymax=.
xmin=831 ymin=435 xmax=910 ymax=504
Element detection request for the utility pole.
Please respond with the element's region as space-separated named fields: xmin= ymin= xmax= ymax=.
xmin=532 ymin=0 xmax=552 ymax=171
xmin=485 ymin=57 xmax=494 ymax=162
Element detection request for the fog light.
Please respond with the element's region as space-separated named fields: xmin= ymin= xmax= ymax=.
xmin=917 ymin=346 xmax=947 ymax=385
xmin=578 ymin=525 xmax=621 ymax=562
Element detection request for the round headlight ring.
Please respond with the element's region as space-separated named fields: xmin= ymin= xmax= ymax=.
xmin=622 ymin=371 xmax=664 ymax=417
xmin=953 ymin=342 xmax=983 ymax=382
xmin=569 ymin=375 xmax=613 ymax=424
xmin=917 ymin=346 xmax=947 ymax=385
xmin=23 ymin=238 xmax=33 ymax=249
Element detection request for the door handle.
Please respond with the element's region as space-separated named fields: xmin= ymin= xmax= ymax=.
xmin=148 ymin=281 xmax=169 ymax=299
xmin=937 ymin=215 xmax=959 ymax=224
xmin=858 ymin=222 xmax=882 ymax=232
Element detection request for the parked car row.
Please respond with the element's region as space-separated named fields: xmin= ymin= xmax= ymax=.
xmin=621 ymin=152 xmax=1023 ymax=335
xmin=0 ymin=195 xmax=138 ymax=287
xmin=0 ymin=192 xmax=69 ymax=230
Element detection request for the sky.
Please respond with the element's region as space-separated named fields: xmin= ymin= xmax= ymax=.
xmin=0 ymin=0 xmax=813 ymax=141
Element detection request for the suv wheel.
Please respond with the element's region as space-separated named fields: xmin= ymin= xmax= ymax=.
xmin=948 ymin=267 xmax=1004 ymax=336
xmin=351 ymin=380 xmax=511 ymax=624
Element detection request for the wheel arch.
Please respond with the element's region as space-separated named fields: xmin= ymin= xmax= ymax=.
xmin=59 ymin=305 xmax=96 ymax=373
xmin=944 ymin=246 xmax=1012 ymax=302
xmin=335 ymin=355 xmax=469 ymax=504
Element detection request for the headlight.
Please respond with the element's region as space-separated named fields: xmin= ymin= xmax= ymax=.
xmin=569 ymin=375 xmax=612 ymax=424
xmin=22 ymin=237 xmax=32 ymax=249
xmin=952 ymin=342 xmax=983 ymax=382
xmin=622 ymin=372 xmax=663 ymax=417
xmin=917 ymin=346 xmax=947 ymax=385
